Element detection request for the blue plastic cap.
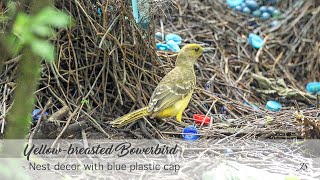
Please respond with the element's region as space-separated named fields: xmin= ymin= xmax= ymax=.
xmin=266 ymin=100 xmax=282 ymax=111
xmin=156 ymin=43 xmax=169 ymax=51
xmin=245 ymin=0 xmax=258 ymax=10
xmin=306 ymin=82 xmax=320 ymax=94
xmin=226 ymin=0 xmax=244 ymax=8
xmin=248 ymin=33 xmax=264 ymax=49
xmin=165 ymin=34 xmax=182 ymax=45
xmin=182 ymin=126 xmax=199 ymax=141
xmin=167 ymin=40 xmax=181 ymax=52
xmin=32 ymin=109 xmax=49 ymax=122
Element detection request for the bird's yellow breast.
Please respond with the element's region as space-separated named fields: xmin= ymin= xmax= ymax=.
xmin=156 ymin=92 xmax=193 ymax=118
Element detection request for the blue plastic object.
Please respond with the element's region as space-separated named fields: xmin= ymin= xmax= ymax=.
xmin=156 ymin=43 xmax=169 ymax=51
xmin=165 ymin=34 xmax=182 ymax=45
xmin=245 ymin=0 xmax=258 ymax=10
xmin=224 ymin=148 xmax=234 ymax=157
xmin=235 ymin=5 xmax=242 ymax=11
xmin=267 ymin=6 xmax=275 ymax=13
xmin=155 ymin=32 xmax=163 ymax=39
xmin=242 ymin=7 xmax=251 ymax=14
xmin=306 ymin=82 xmax=320 ymax=94
xmin=97 ymin=7 xmax=102 ymax=15
xmin=167 ymin=40 xmax=181 ymax=52
xmin=32 ymin=109 xmax=49 ymax=122
xmin=266 ymin=100 xmax=282 ymax=111
xmin=240 ymin=2 xmax=247 ymax=8
xmin=270 ymin=20 xmax=280 ymax=27
xmin=261 ymin=12 xmax=271 ymax=20
xmin=248 ymin=33 xmax=264 ymax=49
xmin=132 ymin=0 xmax=139 ymax=23
xmin=259 ymin=6 xmax=267 ymax=12
xmin=244 ymin=102 xmax=259 ymax=110
xmin=226 ymin=0 xmax=244 ymax=8
xmin=272 ymin=9 xmax=281 ymax=17
xmin=252 ymin=10 xmax=261 ymax=17
xmin=182 ymin=126 xmax=199 ymax=141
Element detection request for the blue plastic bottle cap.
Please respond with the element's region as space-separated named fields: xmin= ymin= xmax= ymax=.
xmin=156 ymin=43 xmax=169 ymax=51
xmin=265 ymin=100 xmax=282 ymax=111
xmin=252 ymin=10 xmax=261 ymax=17
xmin=245 ymin=0 xmax=258 ymax=11
xmin=32 ymin=109 xmax=49 ymax=122
xmin=167 ymin=40 xmax=181 ymax=52
xmin=182 ymin=126 xmax=199 ymax=141
xmin=248 ymin=33 xmax=264 ymax=49
xmin=261 ymin=12 xmax=271 ymax=20
xmin=226 ymin=0 xmax=244 ymax=8
xmin=155 ymin=32 xmax=163 ymax=39
xmin=242 ymin=7 xmax=251 ymax=14
xmin=165 ymin=34 xmax=182 ymax=45
xmin=306 ymin=82 xmax=320 ymax=94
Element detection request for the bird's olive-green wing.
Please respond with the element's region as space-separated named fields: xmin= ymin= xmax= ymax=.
xmin=148 ymin=68 xmax=195 ymax=113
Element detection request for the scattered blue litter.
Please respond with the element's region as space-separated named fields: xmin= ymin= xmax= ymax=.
xmin=248 ymin=33 xmax=264 ymax=49
xmin=182 ymin=126 xmax=199 ymax=141
xmin=245 ymin=0 xmax=258 ymax=10
xmin=248 ymin=20 xmax=258 ymax=28
xmin=155 ymin=32 xmax=163 ymax=39
xmin=165 ymin=34 xmax=182 ymax=45
xmin=156 ymin=43 xmax=169 ymax=51
xmin=266 ymin=100 xmax=282 ymax=111
xmin=242 ymin=7 xmax=251 ymax=14
xmin=97 ymin=7 xmax=102 ymax=15
xmin=32 ymin=109 xmax=48 ymax=122
xmin=306 ymin=82 xmax=320 ymax=94
xmin=261 ymin=12 xmax=271 ymax=20
xmin=167 ymin=40 xmax=181 ymax=52
xmin=270 ymin=20 xmax=280 ymax=27
xmin=252 ymin=10 xmax=261 ymax=17
xmin=226 ymin=0 xmax=244 ymax=8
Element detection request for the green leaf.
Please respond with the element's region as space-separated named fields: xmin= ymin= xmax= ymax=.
xmin=5 ymin=34 xmax=23 ymax=55
xmin=13 ymin=13 xmax=30 ymax=36
xmin=33 ymin=7 xmax=72 ymax=28
xmin=31 ymin=24 xmax=55 ymax=37
xmin=31 ymin=39 xmax=55 ymax=62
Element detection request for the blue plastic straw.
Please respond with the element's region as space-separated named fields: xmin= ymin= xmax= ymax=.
xmin=132 ymin=0 xmax=140 ymax=23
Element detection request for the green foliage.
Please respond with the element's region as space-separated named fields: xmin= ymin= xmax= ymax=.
xmin=10 ymin=7 xmax=73 ymax=62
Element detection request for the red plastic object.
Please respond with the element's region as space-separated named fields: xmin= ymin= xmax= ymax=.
xmin=193 ymin=114 xmax=211 ymax=125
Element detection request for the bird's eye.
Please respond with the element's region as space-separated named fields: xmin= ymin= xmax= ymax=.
xmin=194 ymin=48 xmax=200 ymax=52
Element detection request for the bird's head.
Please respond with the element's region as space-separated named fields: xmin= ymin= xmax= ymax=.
xmin=176 ymin=44 xmax=204 ymax=67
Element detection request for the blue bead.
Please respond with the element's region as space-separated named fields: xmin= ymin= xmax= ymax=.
xmin=167 ymin=40 xmax=181 ymax=52
xmin=272 ymin=9 xmax=281 ymax=17
xmin=266 ymin=100 xmax=282 ymax=111
xmin=165 ymin=33 xmax=182 ymax=45
xmin=248 ymin=33 xmax=264 ymax=49
xmin=306 ymin=82 xmax=320 ymax=94
xmin=226 ymin=0 xmax=244 ymax=8
xmin=252 ymin=10 xmax=261 ymax=17
xmin=259 ymin=6 xmax=267 ymax=12
xmin=261 ymin=12 xmax=271 ymax=20
xmin=245 ymin=0 xmax=258 ymax=10
xmin=156 ymin=43 xmax=169 ymax=51
xmin=240 ymin=2 xmax=247 ymax=8
xmin=242 ymin=7 xmax=251 ymax=14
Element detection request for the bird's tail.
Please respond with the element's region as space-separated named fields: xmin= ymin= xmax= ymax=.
xmin=111 ymin=107 xmax=150 ymax=128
